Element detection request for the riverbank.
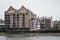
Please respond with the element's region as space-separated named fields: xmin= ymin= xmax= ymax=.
xmin=0 ymin=33 xmax=60 ymax=37
xmin=0 ymin=33 xmax=60 ymax=40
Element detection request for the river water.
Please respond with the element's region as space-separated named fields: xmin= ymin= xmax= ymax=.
xmin=0 ymin=33 xmax=60 ymax=40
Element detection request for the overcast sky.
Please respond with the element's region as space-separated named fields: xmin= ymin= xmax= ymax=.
xmin=0 ymin=0 xmax=60 ymax=21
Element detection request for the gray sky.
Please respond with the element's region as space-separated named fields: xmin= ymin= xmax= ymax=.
xmin=0 ymin=0 xmax=60 ymax=20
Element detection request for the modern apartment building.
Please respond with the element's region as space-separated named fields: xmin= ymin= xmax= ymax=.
xmin=5 ymin=6 xmax=36 ymax=29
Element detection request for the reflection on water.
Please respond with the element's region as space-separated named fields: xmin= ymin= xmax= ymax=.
xmin=0 ymin=33 xmax=60 ymax=40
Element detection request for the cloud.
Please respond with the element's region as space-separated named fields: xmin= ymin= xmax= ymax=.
xmin=0 ymin=0 xmax=60 ymax=20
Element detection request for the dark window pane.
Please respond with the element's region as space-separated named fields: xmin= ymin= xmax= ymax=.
xmin=22 ymin=14 xmax=25 ymax=16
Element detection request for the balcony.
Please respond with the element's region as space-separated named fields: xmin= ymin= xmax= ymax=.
xmin=5 ymin=20 xmax=10 ymax=21
xmin=5 ymin=14 xmax=10 ymax=16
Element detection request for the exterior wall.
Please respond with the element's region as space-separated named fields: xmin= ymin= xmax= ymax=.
xmin=40 ymin=17 xmax=52 ymax=29
xmin=40 ymin=20 xmax=46 ymax=29
xmin=54 ymin=21 xmax=58 ymax=29
xmin=55 ymin=21 xmax=60 ymax=29
xmin=36 ymin=20 xmax=40 ymax=29
xmin=5 ymin=6 xmax=36 ymax=29
xmin=5 ymin=11 xmax=17 ymax=28
xmin=30 ymin=19 xmax=36 ymax=31
xmin=30 ymin=18 xmax=41 ymax=31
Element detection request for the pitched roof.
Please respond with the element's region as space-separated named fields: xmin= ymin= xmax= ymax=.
xmin=7 ymin=6 xmax=17 ymax=11
xmin=19 ymin=5 xmax=33 ymax=14
xmin=18 ymin=5 xmax=27 ymax=11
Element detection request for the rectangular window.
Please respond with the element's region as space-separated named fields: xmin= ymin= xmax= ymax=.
xmin=22 ymin=25 xmax=25 ymax=27
xmin=17 ymin=14 xmax=19 ymax=16
xmin=22 ymin=20 xmax=25 ymax=21
xmin=22 ymin=17 xmax=25 ymax=18
xmin=22 ymin=14 xmax=25 ymax=16
xmin=17 ymin=25 xmax=19 ymax=27
xmin=6 ymin=17 xmax=10 ymax=19
xmin=13 ymin=25 xmax=16 ymax=27
xmin=22 ymin=22 xmax=25 ymax=24
xmin=13 ymin=17 xmax=16 ymax=21
xmin=8 ymin=22 xmax=10 ymax=24
xmin=13 ymin=22 xmax=15 ymax=24
xmin=13 ymin=14 xmax=15 ymax=16
xmin=17 ymin=17 xmax=19 ymax=19
xmin=17 ymin=22 xmax=19 ymax=24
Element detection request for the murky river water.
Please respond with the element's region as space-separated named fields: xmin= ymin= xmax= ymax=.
xmin=0 ymin=33 xmax=60 ymax=40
